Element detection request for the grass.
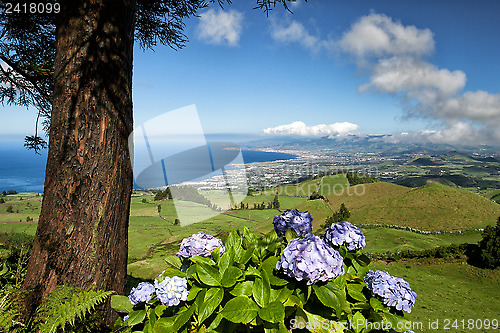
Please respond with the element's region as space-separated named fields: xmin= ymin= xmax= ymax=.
xmin=318 ymin=174 xmax=351 ymax=196
xmin=327 ymin=182 xmax=500 ymax=231
xmin=277 ymin=178 xmax=321 ymax=197
xmin=370 ymin=258 xmax=500 ymax=332
xmin=361 ymin=227 xmax=482 ymax=254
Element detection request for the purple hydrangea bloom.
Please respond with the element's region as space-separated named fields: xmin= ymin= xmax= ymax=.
xmin=273 ymin=209 xmax=313 ymax=237
xmin=177 ymin=232 xmax=225 ymax=259
xmin=364 ymin=270 xmax=417 ymax=313
xmin=154 ymin=276 xmax=189 ymax=306
xmin=128 ymin=282 xmax=155 ymax=305
xmin=323 ymin=221 xmax=366 ymax=251
xmin=276 ymin=234 xmax=344 ymax=285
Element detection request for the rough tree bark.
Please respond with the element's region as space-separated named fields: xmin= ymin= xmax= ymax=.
xmin=22 ymin=0 xmax=136 ymax=325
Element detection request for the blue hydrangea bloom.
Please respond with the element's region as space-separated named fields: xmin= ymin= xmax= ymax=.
xmin=276 ymin=234 xmax=344 ymax=285
xmin=273 ymin=209 xmax=313 ymax=237
xmin=323 ymin=221 xmax=366 ymax=251
xmin=128 ymin=282 xmax=155 ymax=305
xmin=154 ymin=276 xmax=189 ymax=306
xmin=177 ymin=232 xmax=225 ymax=259
xmin=364 ymin=270 xmax=417 ymax=313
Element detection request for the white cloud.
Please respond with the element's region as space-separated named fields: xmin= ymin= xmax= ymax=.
xmin=339 ymin=13 xmax=434 ymax=60
xmin=390 ymin=121 xmax=500 ymax=145
xmin=361 ymin=57 xmax=466 ymax=97
xmin=197 ymin=9 xmax=243 ymax=46
xmin=270 ymin=19 xmax=330 ymax=53
xmin=339 ymin=13 xmax=500 ymax=145
xmin=263 ymin=121 xmax=359 ymax=137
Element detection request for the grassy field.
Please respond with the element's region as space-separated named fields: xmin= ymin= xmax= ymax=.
xmin=326 ymin=182 xmax=500 ymax=231
xmin=370 ymin=258 xmax=500 ymax=333
xmin=362 ymin=228 xmax=482 ymax=254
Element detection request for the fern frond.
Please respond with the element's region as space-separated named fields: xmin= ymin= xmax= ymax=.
xmin=36 ymin=285 xmax=114 ymax=333
xmin=0 ymin=292 xmax=25 ymax=332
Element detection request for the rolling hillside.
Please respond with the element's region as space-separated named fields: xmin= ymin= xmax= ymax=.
xmin=326 ymin=182 xmax=500 ymax=231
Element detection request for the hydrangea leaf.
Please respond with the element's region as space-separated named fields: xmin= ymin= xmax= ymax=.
xmin=285 ymin=228 xmax=299 ymax=243
xmin=245 ymin=266 xmax=261 ymax=278
xmin=252 ymin=269 xmax=271 ymax=307
xmin=261 ymin=256 xmax=278 ymax=273
xmin=369 ymin=297 xmax=384 ymax=311
xmin=263 ymin=321 xmax=288 ymax=333
xmin=194 ymin=289 xmax=206 ymax=316
xmin=219 ymin=248 xmax=235 ymax=274
xmin=347 ymin=283 xmax=367 ymax=302
xmin=125 ymin=309 xmax=147 ymax=327
xmin=284 ymin=294 xmax=302 ymax=307
xmin=155 ymin=304 xmax=166 ymax=317
xmin=226 ymin=229 xmax=243 ymax=252
xmin=186 ymin=285 xmax=201 ymax=302
xmin=148 ymin=307 xmax=157 ymax=327
xmin=381 ymin=312 xmax=412 ymax=332
xmin=270 ymin=285 xmax=292 ymax=303
xmin=269 ymin=274 xmax=288 ymax=286
xmin=237 ymin=247 xmax=254 ymax=265
xmin=110 ymin=295 xmax=133 ymax=313
xmin=312 ymin=284 xmax=342 ymax=310
xmin=243 ymin=226 xmax=258 ymax=246
xmin=355 ymin=253 xmax=370 ymax=267
xmin=198 ymin=287 xmax=223 ymax=326
xmin=163 ymin=255 xmax=182 ymax=270
xmin=258 ymin=301 xmax=285 ymax=323
xmin=221 ymin=266 xmax=243 ymax=288
xmin=350 ymin=311 xmax=366 ymax=333
xmin=153 ymin=317 xmax=176 ymax=332
xmin=230 ymin=281 xmax=254 ymax=297
xmin=196 ymin=263 xmax=222 ymax=286
xmin=210 ymin=247 xmax=221 ymax=263
xmin=220 ymin=296 xmax=259 ymax=324
xmin=190 ymin=256 xmax=216 ymax=266
xmin=207 ymin=313 xmax=224 ymax=331
xmin=296 ymin=307 xmax=345 ymax=333
xmin=331 ymin=274 xmax=347 ymax=290
xmin=172 ymin=305 xmax=195 ymax=332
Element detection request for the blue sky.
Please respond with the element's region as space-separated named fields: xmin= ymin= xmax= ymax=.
xmin=2 ymin=0 xmax=500 ymax=145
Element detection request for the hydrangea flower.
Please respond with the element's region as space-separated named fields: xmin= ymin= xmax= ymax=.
xmin=177 ymin=231 xmax=225 ymax=259
xmin=364 ymin=270 xmax=417 ymax=313
xmin=273 ymin=209 xmax=313 ymax=237
xmin=128 ymin=282 xmax=155 ymax=305
xmin=154 ymin=276 xmax=189 ymax=306
xmin=323 ymin=221 xmax=366 ymax=251
xmin=276 ymin=234 xmax=344 ymax=285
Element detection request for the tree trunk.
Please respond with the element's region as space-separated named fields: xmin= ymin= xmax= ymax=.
xmin=22 ymin=0 xmax=135 ymax=326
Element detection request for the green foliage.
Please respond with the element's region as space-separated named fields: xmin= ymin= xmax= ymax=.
xmin=153 ymin=188 xmax=171 ymax=201
xmin=273 ymin=194 xmax=280 ymax=209
xmin=370 ymin=243 xmax=470 ymax=261
xmin=346 ymin=172 xmax=379 ymax=186
xmin=35 ymin=285 xmax=114 ymax=333
xmin=6 ymin=206 xmax=14 ymax=213
xmin=477 ymin=217 xmax=500 ymax=268
xmin=0 ymin=232 xmax=33 ymax=332
xmin=322 ymin=203 xmax=351 ymax=229
xmin=113 ymin=227 xmax=412 ymax=333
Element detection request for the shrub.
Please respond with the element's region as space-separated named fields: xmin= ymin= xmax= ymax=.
xmin=322 ymin=203 xmax=351 ymax=229
xmin=477 ymin=217 xmax=500 ymax=268
xmin=6 ymin=205 xmax=14 ymax=213
xmin=112 ymin=212 xmax=416 ymax=333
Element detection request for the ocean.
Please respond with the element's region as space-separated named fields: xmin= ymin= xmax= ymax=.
xmin=0 ymin=146 xmax=295 ymax=193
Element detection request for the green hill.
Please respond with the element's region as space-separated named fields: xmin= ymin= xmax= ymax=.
xmin=326 ymin=182 xmax=500 ymax=231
